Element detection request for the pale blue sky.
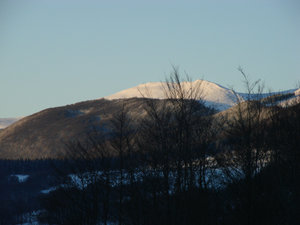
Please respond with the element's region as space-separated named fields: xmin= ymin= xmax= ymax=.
xmin=1 ymin=0 xmax=299 ymax=117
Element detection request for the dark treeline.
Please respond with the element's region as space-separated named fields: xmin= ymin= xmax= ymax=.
xmin=0 ymin=159 xmax=62 ymax=174
xmin=1 ymin=69 xmax=299 ymax=225
xmin=0 ymin=157 xmax=127 ymax=225
xmin=0 ymin=159 xmax=55 ymax=225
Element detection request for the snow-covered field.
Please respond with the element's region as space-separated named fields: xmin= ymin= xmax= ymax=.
xmin=40 ymin=166 xmax=232 ymax=196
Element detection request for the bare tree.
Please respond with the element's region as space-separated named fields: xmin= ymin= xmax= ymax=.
xmin=217 ymin=68 xmax=270 ymax=225
xmin=109 ymin=101 xmax=137 ymax=225
xmin=137 ymin=67 xmax=216 ymax=225
xmin=41 ymin=130 xmax=114 ymax=225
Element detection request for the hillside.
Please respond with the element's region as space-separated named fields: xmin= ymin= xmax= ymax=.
xmin=0 ymin=98 xmax=148 ymax=159
xmin=1 ymin=80 xmax=299 ymax=159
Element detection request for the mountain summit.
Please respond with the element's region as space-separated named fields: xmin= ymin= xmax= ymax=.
xmin=106 ymin=80 xmax=241 ymax=111
xmin=106 ymin=80 xmax=300 ymax=110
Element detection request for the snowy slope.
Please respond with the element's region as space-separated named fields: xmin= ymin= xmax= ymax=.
xmin=278 ymin=88 xmax=300 ymax=107
xmin=106 ymin=81 xmax=300 ymax=111
xmin=106 ymin=80 xmax=242 ymax=111
xmin=0 ymin=118 xmax=21 ymax=129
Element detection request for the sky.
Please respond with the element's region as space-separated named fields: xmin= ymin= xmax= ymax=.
xmin=0 ymin=0 xmax=299 ymax=117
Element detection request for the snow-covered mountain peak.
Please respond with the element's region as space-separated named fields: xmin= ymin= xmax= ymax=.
xmin=105 ymin=80 xmax=241 ymax=111
xmin=105 ymin=80 xmax=300 ymax=111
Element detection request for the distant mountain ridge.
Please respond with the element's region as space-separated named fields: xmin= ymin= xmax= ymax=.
xmin=106 ymin=80 xmax=241 ymax=111
xmin=0 ymin=118 xmax=22 ymax=129
xmin=2 ymin=80 xmax=299 ymax=130
xmin=0 ymin=79 xmax=299 ymax=159
xmin=106 ymin=80 xmax=299 ymax=110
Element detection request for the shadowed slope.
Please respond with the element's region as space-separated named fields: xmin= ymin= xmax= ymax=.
xmin=0 ymin=98 xmax=147 ymax=159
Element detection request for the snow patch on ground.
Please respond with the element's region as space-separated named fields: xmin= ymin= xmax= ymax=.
xmin=11 ymin=174 xmax=30 ymax=183
xmin=40 ymin=186 xmax=57 ymax=194
xmin=16 ymin=210 xmax=44 ymax=225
